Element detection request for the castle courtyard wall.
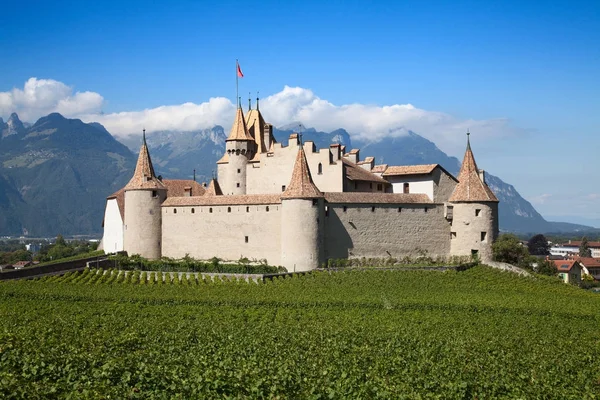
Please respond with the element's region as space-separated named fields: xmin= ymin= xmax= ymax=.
xmin=162 ymin=204 xmax=282 ymax=265
xmin=324 ymin=203 xmax=451 ymax=260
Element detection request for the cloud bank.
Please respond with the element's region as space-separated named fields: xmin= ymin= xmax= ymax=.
xmin=1 ymin=78 xmax=516 ymax=153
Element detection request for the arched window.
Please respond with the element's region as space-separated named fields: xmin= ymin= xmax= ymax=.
xmin=318 ymin=162 xmax=323 ymax=175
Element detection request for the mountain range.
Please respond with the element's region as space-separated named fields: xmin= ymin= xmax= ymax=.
xmin=0 ymin=112 xmax=597 ymax=237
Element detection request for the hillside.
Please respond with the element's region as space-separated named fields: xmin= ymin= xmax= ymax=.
xmin=0 ymin=113 xmax=135 ymax=236
xmin=0 ymin=267 xmax=598 ymax=397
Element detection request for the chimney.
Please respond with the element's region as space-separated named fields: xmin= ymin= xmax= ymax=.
xmin=347 ymin=149 xmax=360 ymax=164
xmin=479 ymin=169 xmax=486 ymax=184
xmin=329 ymin=144 xmax=341 ymax=161
xmin=184 ymin=187 xmax=192 ymax=197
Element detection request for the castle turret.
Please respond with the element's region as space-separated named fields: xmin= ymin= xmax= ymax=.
xmin=449 ymin=133 xmax=499 ymax=261
xmin=245 ymin=96 xmax=275 ymax=160
xmin=280 ymin=146 xmax=325 ymax=271
xmin=223 ymin=106 xmax=254 ymax=194
xmin=123 ymin=131 xmax=167 ymax=259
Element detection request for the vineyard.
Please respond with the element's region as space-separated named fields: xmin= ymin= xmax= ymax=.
xmin=0 ymin=267 xmax=599 ymax=398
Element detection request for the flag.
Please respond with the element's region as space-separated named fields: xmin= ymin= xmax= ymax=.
xmin=237 ymin=61 xmax=244 ymax=78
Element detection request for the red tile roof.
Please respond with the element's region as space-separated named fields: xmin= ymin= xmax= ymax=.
xmin=162 ymin=179 xmax=206 ymax=197
xmin=552 ymin=260 xmax=581 ymax=272
xmin=324 ymin=192 xmax=432 ymax=204
xmin=449 ymin=138 xmax=498 ymax=202
xmin=382 ymin=164 xmax=438 ymax=176
xmin=561 ymin=241 xmax=600 ymax=248
xmin=124 ymin=138 xmax=166 ymax=191
xmin=281 ymin=147 xmax=323 ymax=199
xmin=343 ymin=159 xmax=389 ymax=184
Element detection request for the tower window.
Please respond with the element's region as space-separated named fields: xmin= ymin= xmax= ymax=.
xmin=451 ymin=232 xmax=457 ymax=239
xmin=236 ymin=183 xmax=240 ymax=188
xmin=312 ymin=199 xmax=318 ymax=206
xmin=481 ymin=232 xmax=487 ymax=242
xmin=237 ymin=169 xmax=241 ymax=173
xmin=354 ymin=182 xmax=358 ymax=190
xmin=209 ymin=208 xmax=213 ymax=213
xmin=173 ymin=209 xmax=177 ymax=214
xmin=403 ymin=183 xmax=409 ymax=194
xmin=370 ymin=183 xmax=373 ymax=189
xmin=318 ymin=163 xmax=323 ymax=175
xmin=191 ymin=208 xmax=195 ymax=214
xmin=371 ymin=206 xmax=375 ymax=212
xmin=343 ymin=206 xmax=347 ymax=213
xmin=266 ymin=206 xmax=269 ymax=212
xmin=424 ymin=208 xmax=428 ymax=213
xmin=282 ymin=185 xmax=286 ymax=192
xmin=152 ymin=190 xmax=158 ymax=198
xmin=377 ymin=184 xmax=382 ymax=191
xmin=245 ymin=236 xmax=248 ymax=243
xmin=246 ymin=206 xmax=249 ymax=212
xmin=325 ymin=206 xmax=329 ymax=217
xmin=475 ymin=209 xmax=481 ymax=216
xmin=227 ymin=207 xmax=231 ymax=213
xmin=398 ymin=207 xmax=402 ymax=213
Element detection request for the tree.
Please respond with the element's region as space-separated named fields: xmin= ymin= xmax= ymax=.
xmin=55 ymin=234 xmax=67 ymax=247
xmin=527 ymin=234 xmax=550 ymax=255
xmin=492 ymin=234 xmax=530 ymax=267
xmin=579 ymin=237 xmax=592 ymax=257
xmin=536 ymin=259 xmax=557 ymax=276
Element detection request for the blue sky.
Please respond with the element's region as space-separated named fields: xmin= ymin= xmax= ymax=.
xmin=1 ymin=0 xmax=599 ymax=223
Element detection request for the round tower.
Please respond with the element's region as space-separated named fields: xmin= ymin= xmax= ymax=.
xmin=280 ymin=147 xmax=325 ymax=272
xmin=224 ymin=107 xmax=254 ymax=195
xmin=449 ymin=133 xmax=499 ymax=262
xmin=123 ymin=131 xmax=167 ymax=260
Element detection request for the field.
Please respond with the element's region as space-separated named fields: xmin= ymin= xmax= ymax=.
xmin=0 ymin=267 xmax=599 ymax=399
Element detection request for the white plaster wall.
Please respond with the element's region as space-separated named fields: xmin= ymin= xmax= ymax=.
xmin=244 ymin=141 xmax=343 ymax=194
xmin=101 ymin=198 xmax=124 ymax=254
xmin=162 ymin=204 xmax=282 ymax=266
xmin=388 ymin=177 xmax=434 ymax=200
xmin=324 ymin=203 xmax=451 ymax=259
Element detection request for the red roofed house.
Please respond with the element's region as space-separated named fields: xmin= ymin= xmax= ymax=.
xmin=552 ymin=260 xmax=583 ymax=284
xmin=577 ymin=257 xmax=600 ymax=281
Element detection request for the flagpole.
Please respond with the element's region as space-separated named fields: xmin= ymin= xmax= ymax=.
xmin=236 ymin=59 xmax=239 ymax=109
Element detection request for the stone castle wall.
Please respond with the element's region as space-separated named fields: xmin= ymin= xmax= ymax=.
xmin=124 ymin=189 xmax=166 ymax=259
xmin=161 ymin=203 xmax=282 ymax=265
xmin=450 ymin=202 xmax=498 ymax=261
xmin=324 ymin=203 xmax=451 ymax=260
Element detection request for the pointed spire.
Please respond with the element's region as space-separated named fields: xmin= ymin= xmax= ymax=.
xmin=449 ymin=132 xmax=498 ymax=202
xmin=281 ymin=147 xmax=323 ymax=199
xmin=227 ymin=107 xmax=253 ymax=141
xmin=124 ymin=130 xmax=165 ymax=190
xmin=204 ymin=179 xmax=223 ymax=196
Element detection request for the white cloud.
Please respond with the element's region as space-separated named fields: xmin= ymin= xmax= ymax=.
xmin=0 ymin=78 xmax=103 ymax=121
xmin=2 ymin=79 xmax=517 ymax=154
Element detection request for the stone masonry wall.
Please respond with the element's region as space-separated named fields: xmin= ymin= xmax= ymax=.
xmin=324 ymin=203 xmax=451 ymax=260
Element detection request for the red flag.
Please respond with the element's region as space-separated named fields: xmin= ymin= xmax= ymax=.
xmin=237 ymin=61 xmax=244 ymax=78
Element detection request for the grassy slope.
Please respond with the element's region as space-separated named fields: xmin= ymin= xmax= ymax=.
xmin=0 ymin=267 xmax=599 ymax=399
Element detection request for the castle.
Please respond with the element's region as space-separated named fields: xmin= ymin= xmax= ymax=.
xmin=100 ymin=101 xmax=499 ymax=271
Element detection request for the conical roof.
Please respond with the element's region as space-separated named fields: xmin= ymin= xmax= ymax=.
xmin=124 ymin=134 xmax=166 ymax=190
xmin=204 ymin=179 xmax=223 ymax=196
xmin=281 ymin=147 xmax=323 ymax=199
xmin=449 ymin=135 xmax=498 ymax=202
xmin=245 ymin=108 xmax=268 ymax=152
xmin=226 ymin=107 xmax=253 ymax=141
